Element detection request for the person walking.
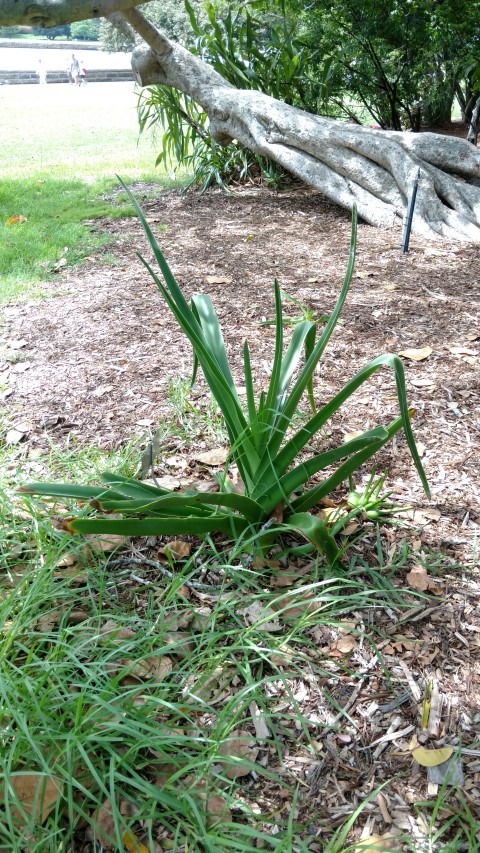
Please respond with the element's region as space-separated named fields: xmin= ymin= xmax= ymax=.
xmin=37 ymin=59 xmax=47 ymax=85
xmin=70 ymin=53 xmax=80 ymax=85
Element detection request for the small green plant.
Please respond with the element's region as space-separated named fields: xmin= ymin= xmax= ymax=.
xmin=20 ymin=188 xmax=429 ymax=568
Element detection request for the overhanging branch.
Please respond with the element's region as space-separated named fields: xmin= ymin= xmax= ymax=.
xmin=0 ymin=0 xmax=149 ymax=28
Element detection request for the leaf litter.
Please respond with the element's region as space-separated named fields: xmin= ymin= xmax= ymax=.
xmin=2 ymin=183 xmax=480 ymax=849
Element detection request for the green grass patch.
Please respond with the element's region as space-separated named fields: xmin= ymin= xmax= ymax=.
xmin=0 ymin=82 xmax=190 ymax=302
xmin=0 ymin=175 xmax=135 ymax=302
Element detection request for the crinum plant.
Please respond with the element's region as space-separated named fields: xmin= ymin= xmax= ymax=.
xmin=20 ymin=187 xmax=429 ymax=568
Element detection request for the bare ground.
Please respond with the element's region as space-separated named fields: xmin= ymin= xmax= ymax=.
xmin=1 ymin=180 xmax=480 ymax=847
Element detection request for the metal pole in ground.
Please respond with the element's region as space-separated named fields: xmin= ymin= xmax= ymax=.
xmin=401 ymin=167 xmax=421 ymax=253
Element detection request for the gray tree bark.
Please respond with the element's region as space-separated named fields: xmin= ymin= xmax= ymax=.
xmin=2 ymin=0 xmax=480 ymax=241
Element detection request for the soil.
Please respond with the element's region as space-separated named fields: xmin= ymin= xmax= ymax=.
xmin=1 ymin=138 xmax=480 ymax=847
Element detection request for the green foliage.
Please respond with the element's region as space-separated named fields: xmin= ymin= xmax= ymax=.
xmin=22 ymin=191 xmax=429 ymax=567
xmin=100 ymin=0 xmax=206 ymax=52
xmin=70 ymin=18 xmax=100 ymax=41
xmin=139 ymin=0 xmax=311 ymax=189
xmin=0 ymin=177 xmax=134 ymax=302
xmin=296 ymin=0 xmax=480 ymax=128
xmin=31 ymin=24 xmax=70 ymax=39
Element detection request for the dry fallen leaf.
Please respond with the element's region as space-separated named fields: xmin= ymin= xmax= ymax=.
xmin=126 ymin=655 xmax=173 ymax=681
xmin=405 ymin=508 xmax=441 ymax=525
xmin=100 ymin=620 xmax=137 ymax=640
xmin=448 ymin=346 xmax=478 ymax=357
xmin=85 ymin=533 xmax=130 ymax=554
xmin=412 ymin=745 xmax=454 ymax=767
xmin=332 ymin=635 xmax=358 ymax=654
xmin=36 ymin=610 xmax=62 ymax=631
xmin=355 ymin=834 xmax=400 ymax=852
xmin=123 ymin=830 xmax=149 ymax=852
xmin=5 ymin=214 xmax=27 ymax=225
xmin=205 ymin=275 xmax=232 ymax=285
xmin=193 ymin=447 xmax=230 ymax=466
xmin=203 ymin=794 xmax=232 ymax=826
xmin=159 ymin=540 xmax=191 ymax=560
xmin=238 ymin=601 xmax=282 ymax=632
xmin=406 ymin=564 xmax=429 ymax=592
xmin=6 ymin=772 xmax=62 ymax=824
xmin=5 ymin=428 xmax=26 ymax=445
xmin=410 ymin=377 xmax=436 ymax=388
xmin=343 ymin=430 xmax=365 ymax=442
xmin=219 ymin=729 xmax=259 ymax=779
xmin=398 ymin=346 xmax=433 ymax=361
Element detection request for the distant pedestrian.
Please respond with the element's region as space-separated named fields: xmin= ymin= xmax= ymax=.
xmin=78 ymin=64 xmax=87 ymax=86
xmin=70 ymin=53 xmax=80 ymax=85
xmin=37 ymin=59 xmax=47 ymax=85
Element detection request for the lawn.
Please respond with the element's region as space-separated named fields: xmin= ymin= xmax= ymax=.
xmin=0 ymin=81 xmax=161 ymax=180
xmin=0 ymin=82 xmax=184 ymax=301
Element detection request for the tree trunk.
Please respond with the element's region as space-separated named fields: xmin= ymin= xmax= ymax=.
xmin=123 ymin=8 xmax=480 ymax=242
xmin=467 ymin=95 xmax=480 ymax=147
xmin=1 ymin=0 xmax=480 ymax=241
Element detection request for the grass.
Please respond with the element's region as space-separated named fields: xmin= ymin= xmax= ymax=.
xmin=0 ymin=82 xmax=162 ymax=182
xmin=0 ymin=403 xmax=477 ymax=851
xmin=0 ymin=82 xmax=187 ymax=302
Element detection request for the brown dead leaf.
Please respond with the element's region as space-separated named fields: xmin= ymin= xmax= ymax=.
xmin=398 ymin=346 xmax=432 ymax=361
xmin=100 ymin=620 xmax=137 ymax=640
xmin=405 ymin=508 xmax=441 ymax=525
xmin=56 ymin=553 xmax=76 ymax=568
xmin=193 ymin=447 xmax=230 ymax=466
xmin=5 ymin=428 xmax=26 ymax=445
xmin=6 ymin=773 xmax=61 ymax=823
xmin=163 ymin=632 xmax=194 ymax=658
xmin=5 ymin=214 xmax=27 ymax=225
xmin=411 ymin=377 xmax=436 ymax=388
xmin=85 ymin=533 xmax=130 ymax=554
xmin=406 ymin=564 xmax=429 ymax=592
xmin=238 ymin=600 xmax=282 ymax=632
xmin=448 ymin=346 xmax=478 ymax=357
xmin=205 ymin=275 xmax=233 ymax=285
xmin=126 ymin=655 xmax=173 ymax=681
xmin=355 ymin=834 xmax=399 ymax=852
xmin=123 ymin=830 xmax=149 ymax=852
xmin=219 ymin=729 xmax=259 ymax=779
xmin=36 ymin=610 xmax=62 ymax=631
xmin=92 ymin=799 xmax=118 ymax=848
xmin=203 ymin=794 xmax=232 ymax=826
xmin=332 ymin=636 xmax=358 ymax=654
xmin=158 ymin=540 xmax=191 ymax=560
xmin=343 ymin=430 xmax=365 ymax=442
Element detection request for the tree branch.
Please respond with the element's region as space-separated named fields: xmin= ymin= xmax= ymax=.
xmin=0 ymin=0 xmax=149 ymax=28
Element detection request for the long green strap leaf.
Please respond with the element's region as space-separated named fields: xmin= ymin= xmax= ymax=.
xmin=192 ymin=294 xmax=239 ymax=398
xmin=18 ymin=483 xmax=110 ymax=500
xmin=262 ymin=206 xmax=358 ymax=462
xmin=68 ymin=515 xmax=249 ymax=537
xmin=256 ymin=427 xmax=389 ymax=514
xmin=288 ymin=416 xmax=404 ymax=513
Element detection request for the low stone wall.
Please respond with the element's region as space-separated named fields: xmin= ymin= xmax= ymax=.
xmin=0 ymin=68 xmax=133 ymax=84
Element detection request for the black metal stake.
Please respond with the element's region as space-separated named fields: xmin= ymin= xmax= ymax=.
xmin=401 ymin=167 xmax=421 ymax=253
